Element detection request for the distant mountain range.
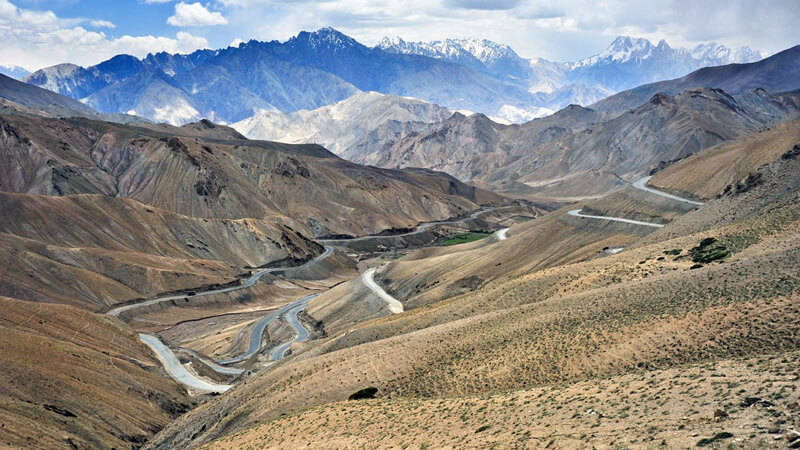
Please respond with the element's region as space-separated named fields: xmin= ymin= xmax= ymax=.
xmin=0 ymin=64 xmax=29 ymax=80
xmin=22 ymin=28 xmax=766 ymax=125
xmin=338 ymin=41 xmax=800 ymax=199
xmin=592 ymin=45 xmax=800 ymax=113
xmin=378 ymin=35 xmax=764 ymax=109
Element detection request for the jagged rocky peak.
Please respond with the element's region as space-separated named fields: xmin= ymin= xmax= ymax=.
xmin=292 ymin=27 xmax=360 ymax=48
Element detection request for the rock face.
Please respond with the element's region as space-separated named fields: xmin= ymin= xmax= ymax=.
xmin=342 ymin=87 xmax=799 ymax=199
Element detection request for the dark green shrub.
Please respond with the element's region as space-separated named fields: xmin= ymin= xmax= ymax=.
xmin=348 ymin=387 xmax=378 ymax=400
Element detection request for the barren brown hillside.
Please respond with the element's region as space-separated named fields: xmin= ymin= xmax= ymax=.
xmin=145 ymin=128 xmax=800 ymax=449
xmin=0 ymin=297 xmax=193 ymax=449
xmin=0 ymin=112 xmax=502 ymax=238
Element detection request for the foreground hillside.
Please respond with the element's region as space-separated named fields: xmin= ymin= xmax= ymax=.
xmin=145 ymin=113 xmax=800 ymax=448
xmin=0 ymin=297 xmax=193 ymax=449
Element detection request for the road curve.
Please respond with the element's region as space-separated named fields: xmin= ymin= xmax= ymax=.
xmin=218 ymin=293 xmax=320 ymax=365
xmin=138 ymin=333 xmax=233 ymax=393
xmin=363 ymin=268 xmax=404 ymax=314
xmin=567 ymin=209 xmax=664 ymax=228
xmin=108 ymin=246 xmax=333 ymax=317
xmin=495 ymin=227 xmax=510 ymax=241
xmin=268 ymin=294 xmax=317 ymax=361
xmin=180 ymin=348 xmax=244 ymax=376
xmin=632 ymin=176 xmax=704 ymax=206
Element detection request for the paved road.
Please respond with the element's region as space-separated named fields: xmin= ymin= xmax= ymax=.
xmin=632 ymin=176 xmax=704 ymax=206
xmin=363 ymin=268 xmax=404 ymax=314
xmin=567 ymin=209 xmax=664 ymax=228
xmin=108 ymin=246 xmax=333 ymax=316
xmin=495 ymin=227 xmax=510 ymax=241
xmin=218 ymin=293 xmax=320 ymax=365
xmin=180 ymin=348 xmax=244 ymax=376
xmin=268 ymin=294 xmax=318 ymax=361
xmin=319 ymin=205 xmax=523 ymax=244
xmin=138 ymin=333 xmax=233 ymax=393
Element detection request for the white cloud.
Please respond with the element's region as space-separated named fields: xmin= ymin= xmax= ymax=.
xmin=90 ymin=19 xmax=116 ymax=29
xmin=217 ymin=0 xmax=797 ymax=61
xmin=0 ymin=0 xmax=208 ymax=70
xmin=229 ymin=38 xmax=245 ymax=47
xmin=167 ymin=2 xmax=228 ymax=27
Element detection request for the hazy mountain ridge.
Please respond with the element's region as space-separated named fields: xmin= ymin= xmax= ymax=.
xmin=23 ymin=29 xmax=766 ymax=126
xmin=379 ymin=35 xmax=765 ymax=110
xmin=232 ymin=92 xmax=453 ymax=154
xmin=23 ymin=28 xmax=546 ymax=125
xmin=0 ymin=64 xmax=29 ymax=80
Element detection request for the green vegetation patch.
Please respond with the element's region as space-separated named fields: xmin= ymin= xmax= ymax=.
xmin=442 ymin=231 xmax=492 ymax=246
xmin=689 ymin=238 xmax=730 ymax=264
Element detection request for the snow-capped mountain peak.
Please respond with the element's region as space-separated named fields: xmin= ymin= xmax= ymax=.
xmin=691 ymin=42 xmax=763 ymax=66
xmin=572 ymin=36 xmax=659 ymax=68
xmin=377 ymin=36 xmax=519 ymax=66
xmin=292 ymin=27 xmax=360 ymax=49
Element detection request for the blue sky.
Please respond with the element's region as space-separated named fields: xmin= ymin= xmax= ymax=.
xmin=2 ymin=0 xmax=798 ymax=71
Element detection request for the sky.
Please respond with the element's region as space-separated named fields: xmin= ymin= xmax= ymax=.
xmin=1 ymin=0 xmax=798 ymax=71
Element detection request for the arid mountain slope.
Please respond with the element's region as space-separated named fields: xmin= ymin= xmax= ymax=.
xmin=0 ymin=111 xmax=502 ymax=238
xmin=0 ymin=296 xmax=193 ymax=450
xmin=345 ymin=104 xmax=605 ymax=181
xmin=649 ymin=117 xmax=800 ymax=199
xmin=233 ymin=91 xmax=452 ymax=154
xmin=592 ymin=45 xmax=800 ymax=113
xmin=145 ymin=119 xmax=800 ymax=449
xmin=0 ymin=193 xmax=322 ymax=310
xmin=346 ymin=88 xmax=797 ymax=199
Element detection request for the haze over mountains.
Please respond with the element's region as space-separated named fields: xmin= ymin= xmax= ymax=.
xmin=22 ymin=28 xmax=764 ymax=126
xmin=3 ymin=6 xmax=800 ymax=448
xmin=378 ymin=35 xmax=763 ymax=107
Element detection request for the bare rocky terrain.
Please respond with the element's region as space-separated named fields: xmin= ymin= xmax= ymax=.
xmin=2 ymin=38 xmax=800 ymax=450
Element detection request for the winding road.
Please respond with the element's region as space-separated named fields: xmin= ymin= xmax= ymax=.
xmin=632 ymin=176 xmax=704 ymax=206
xmin=180 ymin=348 xmax=244 ymax=376
xmin=268 ymin=294 xmax=317 ymax=360
xmin=319 ymin=205 xmax=524 ymax=244
xmin=121 ymin=246 xmax=332 ymax=392
xmin=567 ymin=209 xmax=665 ymax=228
xmin=363 ymin=268 xmax=404 ymax=314
xmin=218 ymin=293 xmax=319 ymax=365
xmin=109 ymin=246 xmax=333 ymax=317
xmin=567 ymin=176 xmax=704 ymax=228
xmin=138 ymin=333 xmax=233 ymax=393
